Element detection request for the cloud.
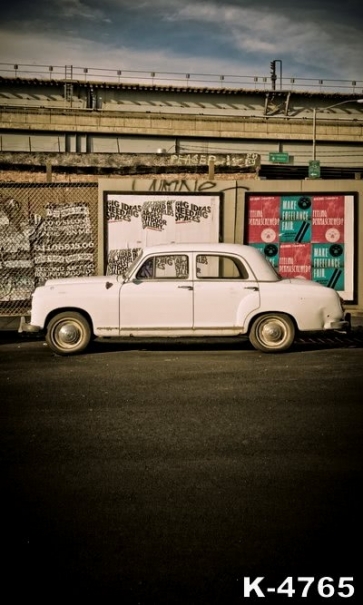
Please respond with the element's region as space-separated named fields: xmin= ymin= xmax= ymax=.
xmin=0 ymin=0 xmax=362 ymax=82
xmin=159 ymin=1 xmax=363 ymax=73
xmin=0 ymin=29 xmax=232 ymax=76
xmin=54 ymin=0 xmax=103 ymax=20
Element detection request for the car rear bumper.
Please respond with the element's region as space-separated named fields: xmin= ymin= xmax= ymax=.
xmin=325 ymin=312 xmax=351 ymax=331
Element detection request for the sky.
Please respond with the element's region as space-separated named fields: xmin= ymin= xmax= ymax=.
xmin=1 ymin=0 xmax=363 ymax=88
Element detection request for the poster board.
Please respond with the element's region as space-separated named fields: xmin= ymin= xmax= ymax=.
xmin=245 ymin=193 xmax=355 ymax=301
xmin=0 ymin=198 xmax=96 ymax=304
xmin=104 ymin=192 xmax=221 ymax=275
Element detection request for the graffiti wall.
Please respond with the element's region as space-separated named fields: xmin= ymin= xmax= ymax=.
xmin=0 ymin=184 xmax=98 ymax=314
xmin=1 ymin=180 xmax=361 ymax=316
xmin=0 ymin=196 xmax=34 ymax=304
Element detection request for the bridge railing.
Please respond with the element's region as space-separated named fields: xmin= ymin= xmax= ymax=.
xmin=1 ymin=62 xmax=362 ymax=94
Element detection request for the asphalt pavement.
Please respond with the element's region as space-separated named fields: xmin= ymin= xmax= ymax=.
xmin=1 ymin=336 xmax=362 ymax=603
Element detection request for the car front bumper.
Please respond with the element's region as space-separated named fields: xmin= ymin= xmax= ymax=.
xmin=18 ymin=316 xmax=42 ymax=334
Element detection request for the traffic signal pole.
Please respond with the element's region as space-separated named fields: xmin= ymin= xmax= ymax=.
xmin=270 ymin=60 xmax=282 ymax=90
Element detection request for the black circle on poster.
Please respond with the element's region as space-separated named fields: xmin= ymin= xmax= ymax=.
xmin=264 ymin=244 xmax=278 ymax=257
xmin=329 ymin=244 xmax=343 ymax=257
xmin=298 ymin=196 xmax=311 ymax=210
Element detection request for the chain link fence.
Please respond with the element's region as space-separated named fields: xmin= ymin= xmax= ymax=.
xmin=0 ymin=183 xmax=98 ymax=316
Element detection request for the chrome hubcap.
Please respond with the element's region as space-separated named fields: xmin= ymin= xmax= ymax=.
xmin=261 ymin=321 xmax=285 ymax=344
xmin=58 ymin=323 xmax=81 ymax=345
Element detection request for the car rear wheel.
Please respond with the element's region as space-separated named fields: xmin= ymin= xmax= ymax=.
xmin=46 ymin=311 xmax=92 ymax=355
xmin=249 ymin=313 xmax=295 ymax=353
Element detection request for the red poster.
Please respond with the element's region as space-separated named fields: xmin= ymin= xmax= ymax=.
xmin=279 ymin=243 xmax=312 ymax=280
xmin=311 ymin=195 xmax=344 ymax=243
xmin=246 ymin=196 xmax=280 ymax=243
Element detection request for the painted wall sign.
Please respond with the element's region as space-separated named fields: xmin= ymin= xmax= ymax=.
xmin=167 ymin=153 xmax=260 ymax=168
xmin=245 ymin=193 xmax=354 ymax=301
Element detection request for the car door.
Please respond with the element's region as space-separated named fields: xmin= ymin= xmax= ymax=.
xmin=119 ymin=253 xmax=193 ymax=332
xmin=192 ymin=252 xmax=261 ymax=330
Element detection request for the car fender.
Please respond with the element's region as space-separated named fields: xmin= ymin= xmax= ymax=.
xmin=236 ymin=288 xmax=261 ymax=331
xmin=30 ymin=278 xmax=122 ymax=335
xmin=246 ymin=280 xmax=342 ymax=331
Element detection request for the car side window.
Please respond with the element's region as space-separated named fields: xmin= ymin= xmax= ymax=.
xmin=136 ymin=255 xmax=189 ymax=279
xmin=196 ymin=254 xmax=248 ymax=279
xmin=136 ymin=258 xmax=154 ymax=279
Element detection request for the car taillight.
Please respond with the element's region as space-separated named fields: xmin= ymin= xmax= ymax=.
xmin=338 ymin=295 xmax=345 ymax=311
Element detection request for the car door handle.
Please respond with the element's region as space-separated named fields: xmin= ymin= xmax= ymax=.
xmin=244 ymin=286 xmax=259 ymax=291
xmin=178 ymin=285 xmax=193 ymax=290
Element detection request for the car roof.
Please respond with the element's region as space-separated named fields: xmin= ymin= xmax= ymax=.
xmin=142 ymin=242 xmax=255 ymax=256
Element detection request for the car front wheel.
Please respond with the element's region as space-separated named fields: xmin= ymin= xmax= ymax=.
xmin=46 ymin=311 xmax=92 ymax=355
xmin=249 ymin=313 xmax=295 ymax=353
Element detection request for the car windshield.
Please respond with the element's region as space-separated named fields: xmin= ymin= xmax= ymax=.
xmin=123 ymin=249 xmax=143 ymax=280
